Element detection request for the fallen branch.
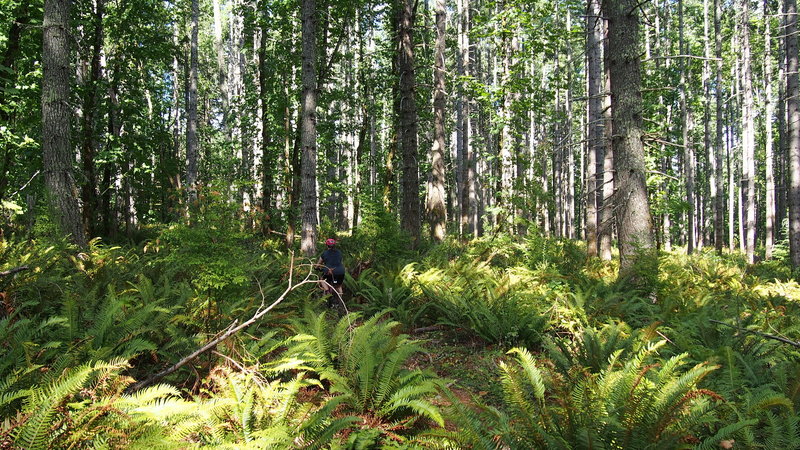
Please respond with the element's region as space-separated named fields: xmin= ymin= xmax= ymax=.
xmin=0 ymin=265 xmax=29 ymax=278
xmin=710 ymin=319 xmax=800 ymax=348
xmin=126 ymin=253 xmax=317 ymax=393
xmin=413 ymin=325 xmax=444 ymax=334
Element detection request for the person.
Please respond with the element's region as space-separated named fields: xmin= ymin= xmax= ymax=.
xmin=317 ymin=238 xmax=345 ymax=307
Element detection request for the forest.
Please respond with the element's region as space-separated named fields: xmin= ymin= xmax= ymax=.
xmin=1 ymin=0 xmax=800 ymax=447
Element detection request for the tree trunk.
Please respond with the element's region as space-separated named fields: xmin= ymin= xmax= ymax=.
xmin=212 ymin=0 xmax=228 ymax=125
xmin=778 ymin=0 xmax=788 ymax=244
xmin=186 ymin=0 xmax=199 ymax=205
xmin=259 ymin=15 xmax=274 ymax=235
xmin=459 ymin=0 xmax=474 ymax=238
xmin=586 ymin=0 xmax=603 ymax=257
xmin=715 ymin=0 xmax=725 ymax=254
xmin=426 ymin=0 xmax=447 ymax=242
xmin=787 ymin=0 xmax=800 ymax=267
xmin=396 ymin=0 xmax=420 ymax=241
xmin=42 ymin=0 xmax=86 ymax=247
xmin=679 ymin=0 xmax=695 ymax=254
xmin=300 ymin=0 xmax=319 ymax=257
xmin=704 ymin=0 xmax=717 ymax=253
xmin=0 ymin=2 xmax=30 ymax=204
xmin=765 ymin=0 xmax=776 ymax=259
xmin=599 ymin=13 xmax=614 ymax=261
xmin=603 ymin=0 xmax=655 ymax=276
xmin=79 ymin=0 xmax=104 ymax=238
xmin=741 ymin=0 xmax=756 ymax=263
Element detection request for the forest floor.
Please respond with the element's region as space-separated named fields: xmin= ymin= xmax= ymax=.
xmin=411 ymin=328 xmax=505 ymax=405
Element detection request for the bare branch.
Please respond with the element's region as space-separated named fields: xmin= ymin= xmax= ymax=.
xmin=126 ymin=254 xmax=317 ymax=393
xmin=711 ymin=319 xmax=800 ymax=348
xmin=0 ymin=265 xmax=29 ymax=278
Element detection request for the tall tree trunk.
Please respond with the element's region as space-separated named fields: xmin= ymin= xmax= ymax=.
xmin=259 ymin=15 xmax=274 ymax=235
xmin=79 ymin=0 xmax=104 ymax=237
xmin=43 ymin=0 xmax=86 ymax=247
xmin=212 ymin=0 xmax=228 ymax=125
xmin=565 ymin=10 xmax=575 ymax=239
xmin=787 ymin=0 xmax=800 ymax=267
xmin=604 ymin=0 xmax=655 ymax=276
xmin=599 ymin=14 xmax=614 ymax=261
xmin=679 ymin=0 xmax=695 ymax=254
xmin=459 ymin=0 xmax=474 ymax=238
xmin=715 ymin=0 xmax=725 ymax=253
xmin=396 ymin=0 xmax=420 ymax=241
xmin=704 ymin=0 xmax=717 ymax=253
xmin=500 ymin=25 xmax=513 ymax=229
xmin=778 ymin=0 xmax=788 ymax=243
xmin=300 ymin=0 xmax=319 ymax=257
xmin=586 ymin=0 xmax=603 ymax=257
xmin=186 ymin=0 xmax=199 ymax=205
xmin=426 ymin=0 xmax=447 ymax=242
xmin=728 ymin=105 xmax=736 ymax=251
xmin=0 ymin=2 xmax=30 ymax=203
xmin=765 ymin=0 xmax=776 ymax=259
xmin=741 ymin=0 xmax=756 ymax=263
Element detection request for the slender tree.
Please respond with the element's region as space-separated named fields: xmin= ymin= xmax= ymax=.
xmin=396 ymin=0 xmax=421 ymax=241
xmin=43 ymin=0 xmax=86 ymax=246
xmin=765 ymin=0 xmax=776 ymax=259
xmin=679 ymin=0 xmax=695 ymax=254
xmin=741 ymin=0 xmax=756 ymax=263
xmin=787 ymin=0 xmax=800 ymax=267
xmin=715 ymin=0 xmax=725 ymax=254
xmin=79 ymin=0 xmax=104 ymax=237
xmin=300 ymin=0 xmax=319 ymax=257
xmin=186 ymin=0 xmax=199 ymax=205
xmin=586 ymin=0 xmax=603 ymax=257
xmin=600 ymin=14 xmax=614 ymax=261
xmin=458 ymin=0 xmax=474 ymax=238
xmin=426 ymin=0 xmax=447 ymax=242
xmin=0 ymin=2 xmax=30 ymax=204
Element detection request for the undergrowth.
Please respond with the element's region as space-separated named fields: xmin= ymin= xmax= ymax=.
xmin=1 ymin=225 xmax=798 ymax=448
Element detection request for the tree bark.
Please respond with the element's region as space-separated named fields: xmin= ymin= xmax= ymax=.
xmin=186 ymin=0 xmax=199 ymax=205
xmin=741 ymin=0 xmax=756 ymax=263
xmin=765 ymin=0 xmax=776 ymax=259
xmin=0 ymin=1 xmax=31 ymax=204
xmin=679 ymin=0 xmax=695 ymax=254
xmin=43 ymin=0 xmax=86 ymax=247
xmin=603 ymin=0 xmax=655 ymax=276
xmin=259 ymin=14 xmax=274 ymax=235
xmin=396 ymin=0 xmax=420 ymax=242
xmin=458 ymin=0 xmax=474 ymax=238
xmin=704 ymin=0 xmax=718 ymax=253
xmin=599 ymin=13 xmax=614 ymax=261
xmin=586 ymin=0 xmax=603 ymax=257
xmin=715 ymin=0 xmax=725 ymax=254
xmin=787 ymin=0 xmax=800 ymax=267
xmin=426 ymin=0 xmax=447 ymax=242
xmin=300 ymin=0 xmax=319 ymax=257
xmin=78 ymin=0 xmax=104 ymax=238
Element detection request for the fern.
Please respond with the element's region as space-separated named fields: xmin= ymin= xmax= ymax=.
xmin=12 ymin=358 xmax=127 ymax=449
xmin=276 ymin=310 xmax=445 ymax=444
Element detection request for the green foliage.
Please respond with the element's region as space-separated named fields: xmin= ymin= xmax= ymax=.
xmin=4 ymin=230 xmax=800 ymax=447
xmin=346 ymin=266 xmax=434 ymax=330
xmin=445 ymin=342 xmax=728 ymax=449
xmin=349 ymin=200 xmax=417 ymax=267
xmin=414 ymin=260 xmax=551 ymax=348
xmin=275 ymin=309 xmax=446 ymax=445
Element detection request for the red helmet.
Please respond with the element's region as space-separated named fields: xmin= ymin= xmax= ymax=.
xmin=325 ymin=238 xmax=336 ymax=247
